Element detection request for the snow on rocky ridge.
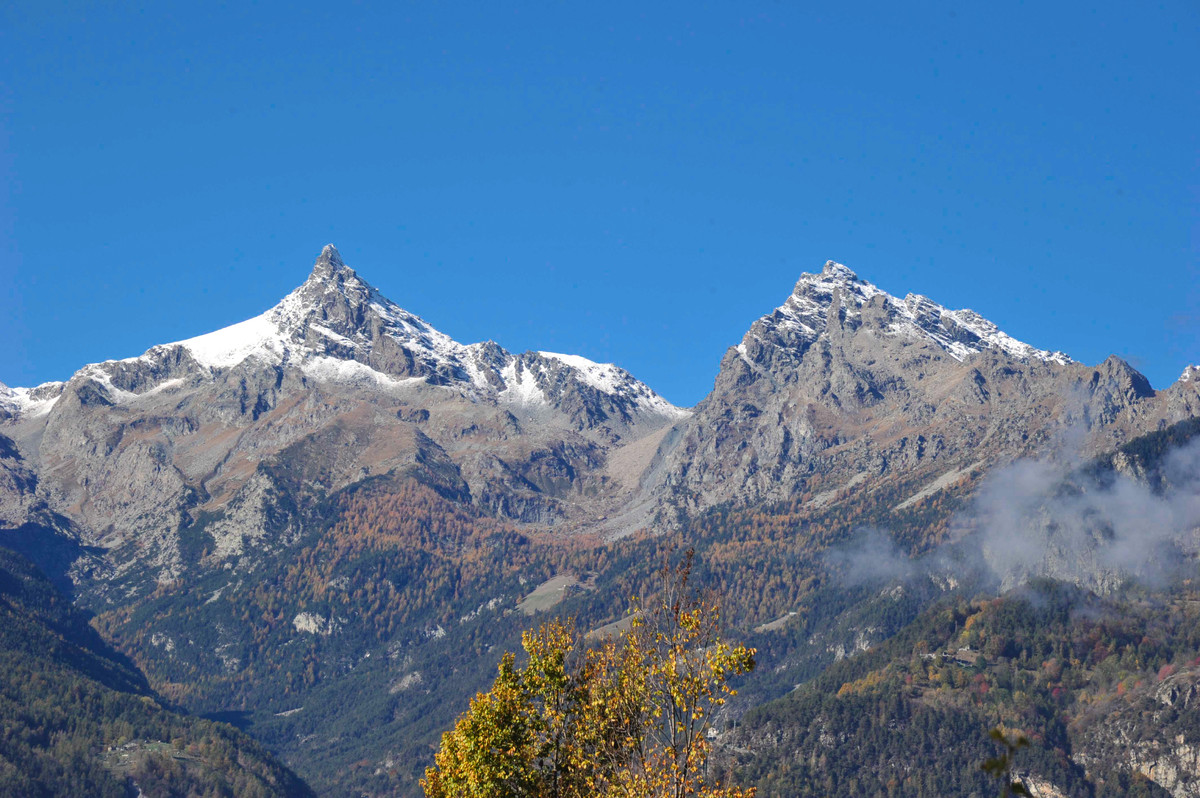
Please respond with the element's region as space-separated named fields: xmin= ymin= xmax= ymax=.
xmin=0 ymin=381 xmax=65 ymax=418
xmin=170 ymin=244 xmax=472 ymax=379
xmin=739 ymin=260 xmax=1074 ymax=365
xmin=2 ymin=246 xmax=686 ymax=421
xmin=535 ymin=352 xmax=684 ymax=418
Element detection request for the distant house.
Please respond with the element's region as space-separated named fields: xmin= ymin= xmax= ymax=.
xmin=921 ymin=646 xmax=983 ymax=667
xmin=945 ymin=646 xmax=981 ymax=667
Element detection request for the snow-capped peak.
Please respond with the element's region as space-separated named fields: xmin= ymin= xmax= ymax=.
xmin=538 ymin=352 xmax=627 ymax=394
xmin=820 ymin=260 xmax=862 ymax=283
xmin=165 ymin=244 xmax=473 ymax=382
xmin=1179 ymin=365 xmax=1200 ymax=384
xmin=7 ymin=247 xmax=684 ymax=424
xmin=313 ymin=243 xmax=347 ymax=276
xmin=744 ymin=260 xmax=1073 ymax=365
xmin=535 ymin=352 xmax=688 ymax=419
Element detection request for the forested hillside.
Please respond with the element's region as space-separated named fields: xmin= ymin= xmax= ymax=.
xmin=735 ymin=580 xmax=1200 ymax=797
xmin=0 ymin=547 xmax=313 ymax=797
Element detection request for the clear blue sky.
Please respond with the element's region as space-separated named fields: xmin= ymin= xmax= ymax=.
xmin=2 ymin=2 xmax=1196 ymax=406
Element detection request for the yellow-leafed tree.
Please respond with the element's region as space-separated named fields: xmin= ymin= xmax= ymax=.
xmin=422 ymin=551 xmax=756 ymax=798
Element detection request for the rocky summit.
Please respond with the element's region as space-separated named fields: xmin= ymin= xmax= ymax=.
xmin=655 ymin=260 xmax=1200 ymax=513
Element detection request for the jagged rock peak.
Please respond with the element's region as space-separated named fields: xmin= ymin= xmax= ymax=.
xmin=747 ymin=260 xmax=1074 ymax=366
xmin=1090 ymin=355 xmax=1155 ymax=401
xmin=821 ymin=260 xmax=859 ymax=280
xmin=320 ymin=243 xmax=342 ymax=264
xmin=308 ymin=243 xmax=355 ymax=282
xmin=1180 ymin=365 xmax=1200 ymax=384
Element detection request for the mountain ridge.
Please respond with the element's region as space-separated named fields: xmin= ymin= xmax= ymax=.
xmin=7 ymin=250 xmax=1199 ymax=417
xmin=11 ymin=251 xmax=1200 ymax=420
xmin=3 ymin=248 xmax=1195 ymax=563
xmin=2 ymin=245 xmax=685 ymax=426
xmin=737 ymin=260 xmax=1074 ymax=369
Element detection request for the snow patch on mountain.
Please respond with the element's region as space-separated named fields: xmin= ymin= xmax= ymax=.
xmin=498 ymin=360 xmax=548 ymax=406
xmin=78 ymin=367 xmax=139 ymax=403
xmin=300 ymin=357 xmax=423 ymax=389
xmin=174 ymin=313 xmax=284 ymax=370
xmin=0 ymin=381 xmax=64 ymax=417
xmin=1179 ymin=366 xmax=1200 ymax=384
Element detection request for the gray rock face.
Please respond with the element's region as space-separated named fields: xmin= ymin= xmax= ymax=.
xmin=0 ymin=431 xmax=100 ymax=594
xmin=651 ymin=261 xmax=1200 ymax=513
xmin=0 ymin=434 xmax=39 ymax=528
xmin=1075 ymin=667 xmax=1200 ymax=797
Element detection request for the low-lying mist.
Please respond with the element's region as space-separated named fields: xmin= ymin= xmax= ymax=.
xmin=826 ymin=435 xmax=1200 ymax=594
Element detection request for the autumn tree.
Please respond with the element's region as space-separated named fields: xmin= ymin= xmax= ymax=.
xmin=422 ymin=551 xmax=756 ymax=798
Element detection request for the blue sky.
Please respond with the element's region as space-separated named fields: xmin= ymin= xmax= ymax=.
xmin=2 ymin=2 xmax=1196 ymax=406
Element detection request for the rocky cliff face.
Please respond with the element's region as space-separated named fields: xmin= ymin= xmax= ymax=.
xmin=1075 ymin=667 xmax=1200 ymax=797
xmin=651 ymin=261 xmax=1200 ymax=514
xmin=0 ymin=434 xmax=40 ymax=528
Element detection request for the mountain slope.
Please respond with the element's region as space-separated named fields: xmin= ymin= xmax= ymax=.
xmin=733 ymin=578 xmax=1200 ymax=798
xmin=652 ymin=261 xmax=1200 ymax=514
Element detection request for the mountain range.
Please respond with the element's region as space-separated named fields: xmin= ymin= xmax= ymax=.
xmin=2 ymin=246 xmax=1199 ymax=796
